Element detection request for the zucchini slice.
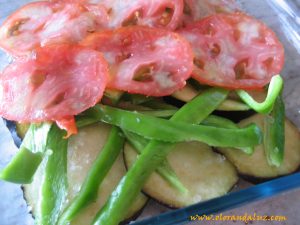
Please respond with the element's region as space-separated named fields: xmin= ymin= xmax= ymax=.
xmin=24 ymin=123 xmax=148 ymax=224
xmin=124 ymin=141 xmax=238 ymax=208
xmin=218 ymin=114 xmax=300 ymax=179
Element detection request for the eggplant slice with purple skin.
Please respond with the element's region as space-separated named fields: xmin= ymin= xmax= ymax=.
xmin=124 ymin=141 xmax=238 ymax=208
xmin=217 ymin=114 xmax=300 ymax=180
xmin=16 ymin=123 xmax=148 ymax=225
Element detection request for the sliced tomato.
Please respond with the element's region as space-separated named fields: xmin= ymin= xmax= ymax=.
xmin=51 ymin=0 xmax=183 ymax=30
xmin=99 ymin=0 xmax=183 ymax=30
xmin=0 ymin=44 xmax=108 ymax=125
xmin=50 ymin=0 xmax=183 ymax=29
xmin=0 ymin=1 xmax=108 ymax=56
xmin=183 ymin=0 xmax=240 ymax=24
xmin=178 ymin=13 xmax=284 ymax=89
xmin=81 ymin=26 xmax=193 ymax=96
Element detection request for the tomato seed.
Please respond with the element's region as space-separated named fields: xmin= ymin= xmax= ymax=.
xmin=193 ymin=58 xmax=205 ymax=70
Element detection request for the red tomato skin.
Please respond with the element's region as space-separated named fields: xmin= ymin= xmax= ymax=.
xmin=53 ymin=0 xmax=184 ymax=30
xmin=56 ymin=116 xmax=78 ymax=138
xmin=81 ymin=26 xmax=194 ymax=96
xmin=101 ymin=0 xmax=184 ymax=30
xmin=0 ymin=44 xmax=109 ymax=123
xmin=179 ymin=13 xmax=284 ymax=90
xmin=0 ymin=1 xmax=109 ymax=56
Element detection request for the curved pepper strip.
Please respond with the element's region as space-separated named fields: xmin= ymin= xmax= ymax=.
xmin=86 ymin=104 xmax=262 ymax=148
xmin=36 ymin=124 xmax=68 ymax=225
xmin=58 ymin=126 xmax=124 ymax=225
xmin=92 ymin=88 xmax=261 ymax=225
xmin=236 ymin=75 xmax=283 ymax=114
xmin=264 ymin=94 xmax=285 ymax=167
xmin=123 ymin=130 xmax=188 ymax=194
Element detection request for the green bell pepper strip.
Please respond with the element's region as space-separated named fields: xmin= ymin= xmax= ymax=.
xmin=85 ymin=104 xmax=262 ymax=148
xmin=75 ymin=116 xmax=99 ymax=128
xmin=236 ymin=75 xmax=283 ymax=114
xmin=36 ymin=124 xmax=68 ymax=225
xmin=0 ymin=148 xmax=43 ymax=184
xmin=264 ymin=94 xmax=285 ymax=167
xmin=202 ymin=115 xmax=254 ymax=155
xmin=0 ymin=116 xmax=102 ymax=184
xmin=0 ymin=123 xmax=52 ymax=184
xmin=133 ymin=109 xmax=177 ymax=117
xmin=92 ymin=88 xmax=251 ymax=225
xmin=172 ymin=84 xmax=250 ymax=111
xmin=58 ymin=126 xmax=124 ymax=225
xmin=202 ymin=115 xmax=238 ymax=128
xmin=123 ymin=130 xmax=187 ymax=194
xmin=75 ymin=109 xmax=176 ymax=128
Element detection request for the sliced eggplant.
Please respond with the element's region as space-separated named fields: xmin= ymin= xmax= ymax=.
xmin=218 ymin=114 xmax=300 ymax=179
xmin=124 ymin=141 xmax=238 ymax=208
xmin=24 ymin=123 xmax=148 ymax=224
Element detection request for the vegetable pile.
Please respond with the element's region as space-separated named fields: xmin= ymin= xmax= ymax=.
xmin=0 ymin=0 xmax=299 ymax=225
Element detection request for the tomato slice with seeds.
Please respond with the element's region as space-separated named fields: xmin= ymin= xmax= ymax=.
xmin=81 ymin=26 xmax=193 ymax=96
xmin=52 ymin=0 xmax=183 ymax=30
xmin=0 ymin=1 xmax=108 ymax=56
xmin=178 ymin=13 xmax=284 ymax=89
xmin=99 ymin=0 xmax=183 ymax=30
xmin=0 ymin=44 xmax=108 ymax=127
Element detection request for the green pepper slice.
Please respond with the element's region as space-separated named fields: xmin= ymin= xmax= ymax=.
xmin=236 ymin=75 xmax=283 ymax=114
xmin=85 ymin=104 xmax=262 ymax=148
xmin=0 ymin=123 xmax=52 ymax=184
xmin=92 ymin=88 xmax=249 ymax=225
xmin=123 ymin=130 xmax=187 ymax=194
xmin=58 ymin=126 xmax=124 ymax=225
xmin=36 ymin=125 xmax=68 ymax=225
xmin=264 ymin=94 xmax=285 ymax=167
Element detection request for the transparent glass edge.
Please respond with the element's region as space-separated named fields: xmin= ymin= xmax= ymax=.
xmin=266 ymin=0 xmax=300 ymax=54
xmin=133 ymin=172 xmax=300 ymax=225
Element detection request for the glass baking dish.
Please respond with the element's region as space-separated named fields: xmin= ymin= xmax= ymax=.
xmin=133 ymin=0 xmax=300 ymax=224
xmin=0 ymin=0 xmax=299 ymax=225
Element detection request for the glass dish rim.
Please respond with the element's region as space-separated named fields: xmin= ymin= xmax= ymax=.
xmin=133 ymin=172 xmax=300 ymax=225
